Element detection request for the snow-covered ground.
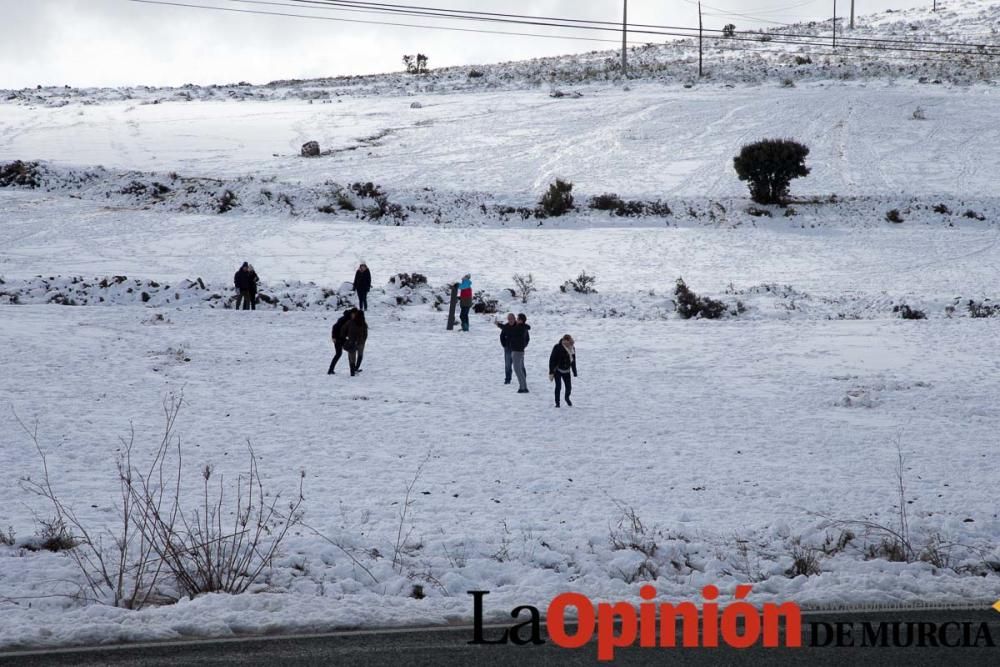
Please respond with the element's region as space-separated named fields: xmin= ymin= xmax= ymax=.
xmin=3 ymin=0 xmax=1000 ymax=651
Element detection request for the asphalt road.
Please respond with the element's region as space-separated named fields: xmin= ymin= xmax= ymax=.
xmin=2 ymin=609 xmax=999 ymax=666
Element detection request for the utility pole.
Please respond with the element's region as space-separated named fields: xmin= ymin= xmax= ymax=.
xmin=832 ymin=0 xmax=837 ymax=49
xmin=698 ymin=1 xmax=703 ymax=77
xmin=850 ymin=0 xmax=855 ymax=30
xmin=621 ymin=0 xmax=628 ymax=78
xmin=933 ymin=0 xmax=938 ymax=11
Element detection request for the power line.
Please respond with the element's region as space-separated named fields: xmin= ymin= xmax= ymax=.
xmin=267 ymin=0 xmax=1000 ymax=56
xmin=125 ymin=0 xmax=631 ymax=45
xmin=285 ymin=0 xmax=1000 ymax=54
xmin=125 ymin=0 xmax=1000 ymax=62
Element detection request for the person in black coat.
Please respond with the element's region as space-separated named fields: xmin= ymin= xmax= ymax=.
xmin=327 ymin=308 xmax=354 ymax=374
xmin=548 ymin=334 xmax=577 ymax=407
xmin=233 ymin=261 xmax=258 ymax=310
xmin=343 ymin=309 xmax=369 ymax=376
xmin=495 ymin=313 xmax=516 ymax=384
xmin=508 ymin=313 xmax=531 ymax=393
xmin=353 ymin=263 xmax=372 ymax=311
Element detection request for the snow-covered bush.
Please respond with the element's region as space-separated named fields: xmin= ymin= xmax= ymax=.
xmin=886 ymin=208 xmax=904 ymax=223
xmin=0 ymin=160 xmax=42 ymax=188
xmin=893 ymin=304 xmax=927 ymax=320
xmin=588 ymin=193 xmax=671 ymax=217
xmin=472 ymin=290 xmax=498 ymax=314
xmin=733 ymin=139 xmax=810 ymax=205
xmin=674 ymin=278 xmax=729 ymax=319
xmin=538 ymin=179 xmax=574 ymax=217
xmin=561 ymin=271 xmax=598 ymax=294
xmin=389 ymin=273 xmax=427 ymax=289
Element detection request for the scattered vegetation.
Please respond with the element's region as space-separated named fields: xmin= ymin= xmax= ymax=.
xmin=588 ymin=193 xmax=670 ymax=217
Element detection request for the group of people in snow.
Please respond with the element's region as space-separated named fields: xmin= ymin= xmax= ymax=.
xmin=233 ymin=262 xmax=260 ymax=310
xmin=236 ymin=262 xmax=579 ymax=405
xmin=494 ymin=313 xmax=577 ymax=406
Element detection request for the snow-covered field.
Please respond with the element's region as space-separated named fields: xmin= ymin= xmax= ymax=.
xmin=3 ymin=0 xmax=1000 ymax=651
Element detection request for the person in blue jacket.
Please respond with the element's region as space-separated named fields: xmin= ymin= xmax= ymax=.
xmin=458 ymin=274 xmax=472 ymax=331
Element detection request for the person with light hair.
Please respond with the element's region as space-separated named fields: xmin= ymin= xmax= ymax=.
xmin=548 ymin=334 xmax=578 ymax=407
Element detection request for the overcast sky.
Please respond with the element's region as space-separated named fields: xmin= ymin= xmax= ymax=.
xmin=0 ymin=0 xmax=941 ymax=88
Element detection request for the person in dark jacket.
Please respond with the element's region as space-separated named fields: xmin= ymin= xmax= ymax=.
xmin=458 ymin=274 xmax=472 ymax=331
xmin=508 ymin=313 xmax=531 ymax=393
xmin=233 ymin=262 xmax=257 ymax=310
xmin=343 ymin=309 xmax=369 ymax=377
xmin=353 ymin=263 xmax=372 ymax=311
xmin=246 ymin=263 xmax=260 ymax=310
xmin=327 ymin=308 xmax=354 ymax=374
xmin=548 ymin=334 xmax=577 ymax=407
xmin=495 ymin=313 xmax=516 ymax=384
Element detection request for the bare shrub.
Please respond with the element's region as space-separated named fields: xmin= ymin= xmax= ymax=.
xmin=512 ymin=273 xmax=536 ymax=303
xmin=609 ymin=503 xmax=657 ymax=557
xmin=0 ymin=526 xmax=14 ymax=546
xmin=19 ymin=395 xmax=304 ymax=607
xmin=886 ymin=209 xmax=904 ymax=224
xmin=785 ymin=542 xmax=822 ymax=577
xmin=392 ymin=451 xmax=431 ymax=574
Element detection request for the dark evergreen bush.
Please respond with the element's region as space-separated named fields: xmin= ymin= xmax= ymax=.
xmin=674 ymin=278 xmax=728 ymax=319
xmin=539 ymin=179 xmax=574 ymax=217
xmin=733 ymin=139 xmax=810 ymax=205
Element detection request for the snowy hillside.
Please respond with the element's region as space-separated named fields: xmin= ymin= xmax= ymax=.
xmin=2 ymin=0 xmax=1000 ymax=653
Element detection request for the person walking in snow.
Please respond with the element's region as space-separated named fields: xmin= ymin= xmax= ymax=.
xmin=495 ymin=313 xmax=516 ymax=384
xmin=343 ymin=309 xmax=369 ymax=376
xmin=327 ymin=308 xmax=354 ymax=374
xmin=458 ymin=274 xmax=473 ymax=332
xmin=548 ymin=334 xmax=578 ymax=407
xmin=233 ymin=261 xmax=257 ymax=310
xmin=509 ymin=313 xmax=531 ymax=393
xmin=353 ymin=262 xmax=372 ymax=311
xmin=246 ymin=263 xmax=260 ymax=310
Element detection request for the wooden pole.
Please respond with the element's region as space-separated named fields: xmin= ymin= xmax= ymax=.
xmin=833 ymin=0 xmax=837 ymax=49
xmin=850 ymin=0 xmax=855 ymax=30
xmin=446 ymin=283 xmax=458 ymax=330
xmin=698 ymin=2 xmax=703 ymax=77
xmin=621 ymin=0 xmax=628 ymax=78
